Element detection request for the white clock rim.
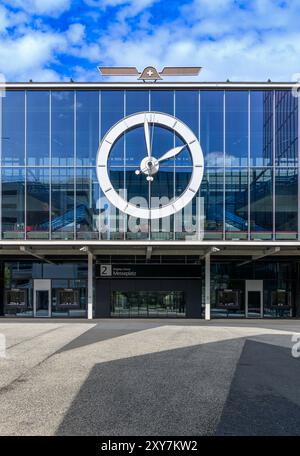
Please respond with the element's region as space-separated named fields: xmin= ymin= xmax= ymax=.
xmin=96 ymin=111 xmax=204 ymax=220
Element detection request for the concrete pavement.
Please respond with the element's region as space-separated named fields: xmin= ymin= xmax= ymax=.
xmin=0 ymin=319 xmax=299 ymax=435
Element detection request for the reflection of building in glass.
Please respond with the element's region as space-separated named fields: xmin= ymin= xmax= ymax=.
xmin=262 ymin=91 xmax=273 ymax=164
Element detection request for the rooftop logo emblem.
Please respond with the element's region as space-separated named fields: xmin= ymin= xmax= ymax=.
xmin=98 ymin=66 xmax=202 ymax=82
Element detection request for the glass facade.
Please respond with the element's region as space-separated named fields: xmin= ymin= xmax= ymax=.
xmin=209 ymin=260 xmax=296 ymax=319
xmin=1 ymin=85 xmax=299 ymax=320
xmin=111 ymin=291 xmax=185 ymax=317
xmin=0 ymin=88 xmax=298 ymax=241
xmin=1 ymin=261 xmax=87 ymax=317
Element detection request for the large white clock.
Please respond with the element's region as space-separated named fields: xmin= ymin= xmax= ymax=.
xmin=96 ymin=111 xmax=204 ymax=220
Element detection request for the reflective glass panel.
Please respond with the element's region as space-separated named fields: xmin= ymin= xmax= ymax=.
xmin=125 ymin=127 xmax=146 ymax=166
xmin=150 ymin=167 xmax=174 ymax=206
xmin=76 ymin=168 xmax=100 ymax=239
xmin=76 ymin=91 xmax=99 ymax=166
xmin=126 ymin=90 xmax=149 ymax=115
xmin=175 ymin=167 xmax=192 ymax=197
xmin=51 ymin=168 xmax=74 ymax=239
xmin=26 ymin=168 xmax=50 ymax=239
xmin=275 ymin=167 xmax=297 ymax=239
xmin=51 ymin=91 xmax=74 ymax=166
xmin=175 ymin=90 xmax=198 ymax=135
xmin=275 ymin=90 xmax=298 ymax=166
xmin=2 ymin=91 xmax=25 ymax=165
xmin=200 ymin=91 xmax=224 ymax=167
xmin=150 ymin=90 xmax=174 ymax=114
xmin=201 ymin=168 xmax=224 ymax=239
xmin=250 ymin=168 xmax=273 ymax=239
xmin=225 ymin=168 xmax=248 ymax=239
xmin=250 ymin=91 xmax=273 ymax=166
xmin=225 ymin=91 xmax=248 ymax=166
xmin=125 ymin=168 xmax=148 ymax=202
xmin=101 ymin=90 xmax=124 ymax=137
xmin=2 ymin=168 xmax=25 ymax=239
xmin=111 ymin=291 xmax=185 ymax=317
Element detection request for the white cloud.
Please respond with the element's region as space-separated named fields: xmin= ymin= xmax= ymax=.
xmin=92 ymin=0 xmax=300 ymax=82
xmin=0 ymin=4 xmax=27 ymax=32
xmin=3 ymin=0 xmax=71 ymax=16
xmin=1 ymin=0 xmax=300 ymax=82
xmin=0 ymin=31 xmax=66 ymax=81
xmin=66 ymin=23 xmax=85 ymax=44
xmin=84 ymin=0 xmax=159 ymax=18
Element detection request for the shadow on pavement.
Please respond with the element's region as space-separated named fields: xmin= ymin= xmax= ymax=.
xmin=217 ymin=339 xmax=300 ymax=436
xmin=56 ymin=334 xmax=300 ymax=436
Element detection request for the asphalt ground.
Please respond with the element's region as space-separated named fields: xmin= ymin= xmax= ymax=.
xmin=0 ymin=318 xmax=299 ymax=435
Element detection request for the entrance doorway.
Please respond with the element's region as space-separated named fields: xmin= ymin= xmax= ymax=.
xmin=245 ymin=280 xmax=263 ymax=318
xmin=34 ymin=279 xmax=51 ymax=317
xmin=111 ymin=291 xmax=185 ymax=317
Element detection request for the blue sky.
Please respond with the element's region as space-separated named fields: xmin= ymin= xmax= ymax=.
xmin=0 ymin=0 xmax=300 ymax=82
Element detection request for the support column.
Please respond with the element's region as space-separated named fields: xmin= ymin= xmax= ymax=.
xmin=205 ymin=253 xmax=211 ymax=320
xmin=87 ymin=251 xmax=93 ymax=320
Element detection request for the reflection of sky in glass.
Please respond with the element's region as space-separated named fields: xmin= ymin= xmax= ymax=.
xmin=126 ymin=169 xmax=148 ymax=202
xmin=175 ymin=168 xmax=193 ymax=197
xmin=1 ymin=89 xmax=298 ymax=240
xmin=109 ymin=124 xmax=191 ymax=167
xmin=150 ymin=167 xmax=174 ymax=205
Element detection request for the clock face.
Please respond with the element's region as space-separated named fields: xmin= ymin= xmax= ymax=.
xmin=96 ymin=112 xmax=204 ymax=220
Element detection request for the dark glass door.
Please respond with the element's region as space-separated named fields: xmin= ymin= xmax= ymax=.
xmin=111 ymin=291 xmax=185 ymax=317
xmin=35 ymin=290 xmax=50 ymax=317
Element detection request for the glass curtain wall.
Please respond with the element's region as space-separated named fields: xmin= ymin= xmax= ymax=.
xmin=2 ymin=261 xmax=87 ymax=317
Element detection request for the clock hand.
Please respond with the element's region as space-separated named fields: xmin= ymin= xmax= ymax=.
xmin=157 ymin=144 xmax=187 ymax=163
xmin=144 ymin=117 xmax=151 ymax=158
